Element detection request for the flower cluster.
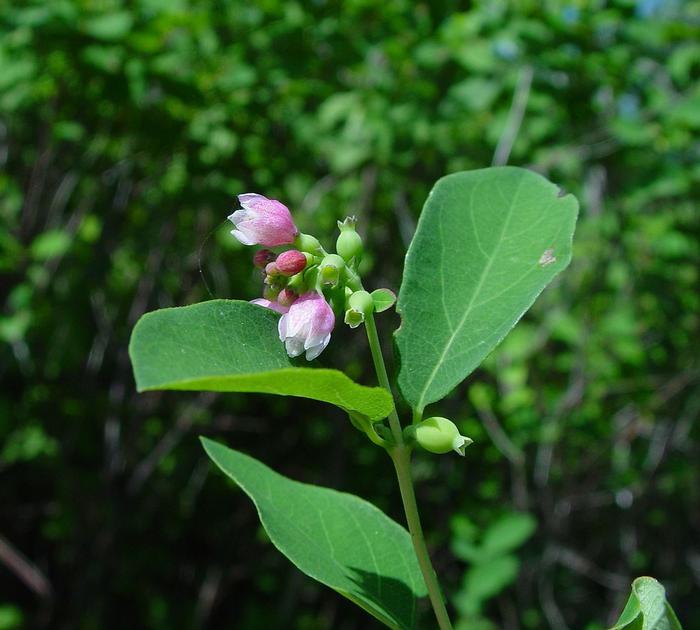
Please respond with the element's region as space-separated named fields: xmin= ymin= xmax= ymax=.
xmin=229 ymin=193 xmax=391 ymax=361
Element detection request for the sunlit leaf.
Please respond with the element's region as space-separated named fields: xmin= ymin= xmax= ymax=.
xmin=129 ymin=300 xmax=393 ymax=420
xmin=610 ymin=577 xmax=683 ymax=630
xmin=395 ymin=167 xmax=578 ymax=411
xmin=202 ymin=438 xmax=427 ymax=629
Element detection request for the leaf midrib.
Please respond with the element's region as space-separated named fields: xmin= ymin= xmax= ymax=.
xmin=415 ymin=177 xmax=524 ymax=411
xmin=137 ymin=367 xmax=393 ymax=420
xmin=231 ymin=458 xmax=412 ymax=628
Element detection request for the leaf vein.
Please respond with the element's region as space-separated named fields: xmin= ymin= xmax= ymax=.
xmin=415 ymin=176 xmax=525 ymax=410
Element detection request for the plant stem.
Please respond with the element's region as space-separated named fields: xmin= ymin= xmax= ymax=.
xmin=364 ymin=313 xmax=453 ymax=630
xmin=391 ymin=446 xmax=453 ymax=630
xmin=363 ymin=311 xmax=403 ymax=445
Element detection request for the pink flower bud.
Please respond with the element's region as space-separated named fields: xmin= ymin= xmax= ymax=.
xmin=277 ymin=288 xmax=298 ymax=307
xmin=276 ymin=250 xmax=307 ymax=276
xmin=250 ymin=298 xmax=289 ymax=315
xmin=265 ymin=262 xmax=279 ymax=276
xmin=228 ymin=193 xmax=298 ymax=247
xmin=278 ymin=292 xmax=335 ymax=360
xmin=253 ymin=249 xmax=276 ymax=269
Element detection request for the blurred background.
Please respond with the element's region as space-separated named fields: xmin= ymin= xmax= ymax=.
xmin=1 ymin=1 xmax=699 ymax=628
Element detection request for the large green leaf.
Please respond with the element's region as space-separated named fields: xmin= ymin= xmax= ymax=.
xmin=395 ymin=167 xmax=578 ymax=411
xmin=129 ymin=300 xmax=393 ymax=420
xmin=609 ymin=577 xmax=683 ymax=630
xmin=201 ymin=438 xmax=427 ymax=629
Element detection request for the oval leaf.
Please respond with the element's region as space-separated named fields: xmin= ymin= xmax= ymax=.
xmin=201 ymin=438 xmax=427 ymax=629
xmin=372 ymin=288 xmax=397 ymax=313
xmin=129 ymin=300 xmax=393 ymax=420
xmin=395 ymin=167 xmax=578 ymax=411
xmin=610 ymin=576 xmax=683 ymax=630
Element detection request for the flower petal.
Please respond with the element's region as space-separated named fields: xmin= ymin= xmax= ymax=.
xmin=305 ymin=333 xmax=331 ymax=361
xmin=278 ymin=313 xmax=288 ymax=340
xmin=285 ymin=337 xmax=305 ymax=358
xmin=231 ymin=228 xmax=257 ymax=246
xmin=250 ymin=298 xmax=289 ymax=314
xmin=238 ymin=192 xmax=267 ymax=207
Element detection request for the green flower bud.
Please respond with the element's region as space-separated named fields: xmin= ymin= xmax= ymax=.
xmin=295 ymin=232 xmax=324 ymax=256
xmin=263 ymin=284 xmax=280 ymax=301
xmin=287 ymin=271 xmax=307 ymax=294
xmin=344 ymin=290 xmax=374 ymax=328
xmin=348 ymin=290 xmax=374 ymax=315
xmin=336 ymin=217 xmax=363 ymax=262
xmin=344 ymin=309 xmax=364 ymax=328
xmin=410 ymin=417 xmax=472 ymax=456
xmin=319 ymin=254 xmax=345 ymax=287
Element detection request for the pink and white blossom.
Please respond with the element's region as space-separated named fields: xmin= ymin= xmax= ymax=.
xmin=278 ymin=292 xmax=335 ymax=360
xmin=229 ymin=193 xmax=298 ymax=247
xmin=250 ymin=298 xmax=289 ymax=315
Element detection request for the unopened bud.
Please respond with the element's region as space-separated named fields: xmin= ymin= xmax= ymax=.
xmin=319 ymin=254 xmax=345 ymax=287
xmin=263 ymin=285 xmax=280 ymax=301
xmin=348 ymin=290 xmax=374 ymax=314
xmin=253 ymin=249 xmax=276 ymax=269
xmin=408 ymin=417 xmax=472 ymax=456
xmin=276 ymin=250 xmax=308 ymax=276
xmin=336 ymin=217 xmax=363 ymax=262
xmin=277 ymin=288 xmax=297 ymax=307
xmin=287 ymin=272 xmax=307 ymax=294
xmin=344 ymin=309 xmax=364 ymax=328
xmin=264 ymin=264 xmax=285 ymax=290
xmin=344 ymin=290 xmax=374 ymax=328
xmin=295 ymin=233 xmax=324 ymax=256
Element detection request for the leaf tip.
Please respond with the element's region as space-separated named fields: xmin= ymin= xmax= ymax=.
xmin=199 ymin=435 xmax=216 ymax=452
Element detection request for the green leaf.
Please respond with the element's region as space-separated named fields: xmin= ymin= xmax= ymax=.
xmin=82 ymin=12 xmax=134 ymax=40
xmin=372 ymin=288 xmax=397 ymax=313
xmin=481 ymin=512 xmax=537 ymax=557
xmin=30 ymin=230 xmax=71 ymax=261
xmin=201 ymin=438 xmax=427 ymax=629
xmin=129 ymin=300 xmax=393 ymax=421
xmin=455 ymin=556 xmax=520 ymax=616
xmin=610 ymin=577 xmax=683 ymax=630
xmin=395 ymin=167 xmax=578 ymax=411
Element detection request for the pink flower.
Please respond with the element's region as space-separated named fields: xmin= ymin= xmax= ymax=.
xmin=250 ymin=298 xmax=289 ymax=315
xmin=228 ymin=193 xmax=298 ymax=247
xmin=278 ymin=292 xmax=335 ymax=360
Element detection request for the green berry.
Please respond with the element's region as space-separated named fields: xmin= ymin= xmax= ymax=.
xmin=412 ymin=417 xmax=472 ymax=456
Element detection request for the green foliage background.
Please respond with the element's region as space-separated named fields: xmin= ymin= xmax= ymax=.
xmin=1 ymin=0 xmax=698 ymax=628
